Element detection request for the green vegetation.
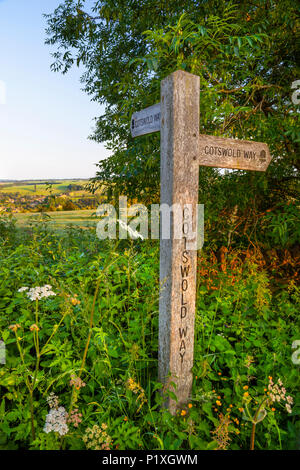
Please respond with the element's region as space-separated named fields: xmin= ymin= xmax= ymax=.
xmin=0 ymin=0 xmax=298 ymax=452
xmin=0 ymin=210 xmax=299 ymax=450
xmin=13 ymin=210 xmax=97 ymax=231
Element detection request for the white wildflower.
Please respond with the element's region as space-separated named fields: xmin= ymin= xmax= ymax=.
xmin=47 ymin=392 xmax=59 ymax=409
xmin=268 ymin=377 xmax=293 ymax=414
xmin=18 ymin=287 xmax=29 ymax=292
xmin=24 ymin=285 xmax=56 ymax=301
xmin=43 ymin=406 xmax=69 ymax=436
xmin=286 ymin=403 xmax=292 ymax=414
xmin=287 ymin=396 xmax=293 ymax=405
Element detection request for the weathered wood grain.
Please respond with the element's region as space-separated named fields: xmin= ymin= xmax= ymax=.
xmin=159 ymin=70 xmax=200 ymax=414
xmin=198 ymin=134 xmax=271 ymax=171
xmin=130 ymin=103 xmax=161 ymax=137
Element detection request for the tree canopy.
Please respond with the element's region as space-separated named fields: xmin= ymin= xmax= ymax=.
xmin=45 ymin=0 xmax=299 ymax=216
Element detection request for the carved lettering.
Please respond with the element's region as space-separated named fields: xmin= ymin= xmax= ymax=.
xmin=182 ymin=279 xmax=188 ymax=291
xmin=179 ymin=327 xmax=188 ymax=338
xmin=181 ymin=306 xmax=187 ymax=319
xmin=180 ymin=265 xmax=190 ymax=277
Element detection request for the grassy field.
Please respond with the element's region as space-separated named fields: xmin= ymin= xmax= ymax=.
xmin=13 ymin=209 xmax=97 ymax=230
xmin=0 ymin=180 xmax=91 ymax=196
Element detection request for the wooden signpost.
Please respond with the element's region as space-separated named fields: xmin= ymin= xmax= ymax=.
xmin=131 ymin=103 xmax=161 ymax=137
xmin=131 ymin=70 xmax=271 ymax=414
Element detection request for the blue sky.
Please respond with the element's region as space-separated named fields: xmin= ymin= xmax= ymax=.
xmin=0 ymin=0 xmax=109 ymax=180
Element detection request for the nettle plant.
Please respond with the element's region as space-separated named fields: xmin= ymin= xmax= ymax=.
xmin=0 ymin=215 xmax=299 ymax=450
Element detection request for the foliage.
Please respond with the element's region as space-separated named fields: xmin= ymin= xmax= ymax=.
xmin=45 ymin=0 xmax=299 ymax=203
xmin=0 ymin=216 xmax=299 ymax=450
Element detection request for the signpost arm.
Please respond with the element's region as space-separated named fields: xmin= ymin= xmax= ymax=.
xmin=130 ymin=69 xmax=271 ymax=415
xmin=159 ymin=70 xmax=200 ymax=413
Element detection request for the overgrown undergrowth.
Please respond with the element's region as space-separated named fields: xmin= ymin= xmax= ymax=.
xmin=0 ymin=216 xmax=299 ymax=450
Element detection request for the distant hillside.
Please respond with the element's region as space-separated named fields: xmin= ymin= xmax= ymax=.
xmin=0 ymin=179 xmax=104 ymax=213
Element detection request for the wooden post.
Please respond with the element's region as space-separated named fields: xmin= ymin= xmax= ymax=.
xmin=159 ymin=70 xmax=200 ymax=413
xmin=130 ymin=69 xmax=271 ymax=415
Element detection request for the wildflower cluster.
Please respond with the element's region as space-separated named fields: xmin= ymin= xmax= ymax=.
xmin=213 ymin=391 xmax=224 ymax=410
xmin=47 ymin=392 xmax=59 ymax=409
xmin=232 ymin=416 xmax=239 ymax=427
xmin=211 ymin=413 xmax=232 ymax=450
xmin=44 ymin=407 xmax=69 ymax=436
xmin=65 ymin=293 xmax=81 ymax=306
xmin=8 ymin=324 xmax=21 ymax=332
xmin=82 ymin=424 xmax=112 ymax=450
xmin=126 ymin=377 xmax=147 ymax=412
xmin=18 ymin=285 xmax=56 ymax=301
xmin=67 ymin=409 xmax=82 ymax=428
xmin=44 ymin=394 xmax=69 ymax=436
xmin=30 ymin=324 xmax=39 ymax=332
xmin=267 ymin=377 xmax=293 ymax=413
xmin=71 ymin=296 xmax=80 ymax=306
xmin=179 ymin=404 xmax=192 ymax=417
xmin=69 ymin=374 xmax=86 ymax=390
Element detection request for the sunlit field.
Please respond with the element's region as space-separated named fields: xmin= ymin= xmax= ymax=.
xmin=13 ymin=210 xmax=97 ymax=230
xmin=0 ymin=180 xmax=90 ymax=196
